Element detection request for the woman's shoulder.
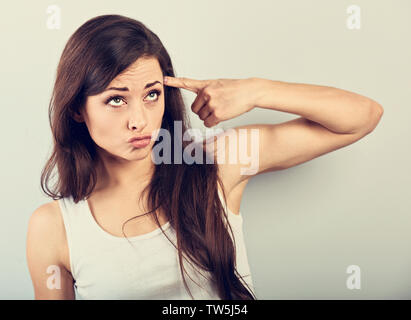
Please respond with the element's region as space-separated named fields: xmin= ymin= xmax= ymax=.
xmin=27 ymin=200 xmax=69 ymax=268
xmin=202 ymin=134 xmax=249 ymax=216
xmin=27 ymin=200 xmax=75 ymax=298
xmin=203 ymin=131 xmax=249 ymax=193
xmin=29 ymin=200 xmax=63 ymax=230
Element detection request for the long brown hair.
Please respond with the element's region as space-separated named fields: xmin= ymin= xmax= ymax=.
xmin=41 ymin=14 xmax=256 ymax=300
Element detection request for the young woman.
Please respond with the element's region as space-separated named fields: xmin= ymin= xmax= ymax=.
xmin=26 ymin=14 xmax=383 ymax=300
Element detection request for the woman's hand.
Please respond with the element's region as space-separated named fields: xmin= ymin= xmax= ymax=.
xmin=163 ymin=76 xmax=259 ymax=127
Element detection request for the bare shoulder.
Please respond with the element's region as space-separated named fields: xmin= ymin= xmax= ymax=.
xmin=26 ymin=200 xmax=74 ymax=299
xmin=203 ymin=133 xmax=250 ymax=216
xmin=28 ymin=201 xmax=66 ymax=246
xmin=28 ymin=201 xmax=62 ymax=242
xmin=218 ymin=177 xmax=248 ymax=216
xmin=27 ymin=200 xmax=69 ymax=269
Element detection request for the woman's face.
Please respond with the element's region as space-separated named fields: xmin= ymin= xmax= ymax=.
xmin=78 ymin=56 xmax=165 ymax=162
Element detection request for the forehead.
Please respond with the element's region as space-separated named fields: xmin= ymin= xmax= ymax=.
xmin=108 ymin=56 xmax=163 ymax=88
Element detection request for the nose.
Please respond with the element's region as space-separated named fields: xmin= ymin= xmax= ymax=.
xmin=128 ymin=102 xmax=148 ymax=131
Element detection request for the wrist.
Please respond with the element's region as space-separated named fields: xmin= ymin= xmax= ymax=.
xmin=247 ymin=77 xmax=275 ymax=110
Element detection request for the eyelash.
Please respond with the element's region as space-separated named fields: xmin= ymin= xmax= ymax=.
xmin=105 ymin=89 xmax=162 ymax=108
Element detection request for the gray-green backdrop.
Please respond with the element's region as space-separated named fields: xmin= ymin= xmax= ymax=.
xmin=0 ymin=0 xmax=409 ymax=299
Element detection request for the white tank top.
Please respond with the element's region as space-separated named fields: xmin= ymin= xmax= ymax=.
xmin=58 ymin=189 xmax=255 ymax=299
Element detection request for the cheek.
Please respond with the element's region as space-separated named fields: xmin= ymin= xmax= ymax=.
xmin=88 ymin=113 xmax=118 ymax=144
xmin=150 ymin=108 xmax=165 ymax=142
xmin=145 ymin=104 xmax=163 ymax=127
xmin=154 ymin=104 xmax=165 ymax=124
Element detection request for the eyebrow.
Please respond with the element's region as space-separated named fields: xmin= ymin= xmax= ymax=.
xmin=104 ymin=80 xmax=162 ymax=92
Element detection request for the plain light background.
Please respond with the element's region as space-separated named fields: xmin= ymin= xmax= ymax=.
xmin=0 ymin=0 xmax=409 ymax=299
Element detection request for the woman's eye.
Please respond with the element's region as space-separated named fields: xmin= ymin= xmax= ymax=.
xmin=106 ymin=96 xmax=125 ymax=108
xmin=146 ymin=89 xmax=161 ymax=102
xmin=105 ymin=89 xmax=161 ymax=108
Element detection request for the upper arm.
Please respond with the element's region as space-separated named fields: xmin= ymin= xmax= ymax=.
xmin=26 ymin=202 xmax=75 ymax=300
xmin=205 ymin=105 xmax=383 ymax=192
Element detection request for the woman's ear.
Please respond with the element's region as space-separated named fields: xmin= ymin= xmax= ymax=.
xmin=72 ymin=110 xmax=84 ymax=123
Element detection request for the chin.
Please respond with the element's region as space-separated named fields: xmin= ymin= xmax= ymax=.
xmin=130 ymin=145 xmax=152 ymax=157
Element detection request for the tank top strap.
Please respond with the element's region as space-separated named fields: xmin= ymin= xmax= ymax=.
xmin=217 ymin=187 xmax=243 ymax=224
xmin=57 ymin=195 xmax=109 ymax=280
xmin=216 ymin=187 xmax=255 ymax=294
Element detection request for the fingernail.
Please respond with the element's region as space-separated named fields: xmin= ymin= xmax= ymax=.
xmin=163 ymin=76 xmax=168 ymax=84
